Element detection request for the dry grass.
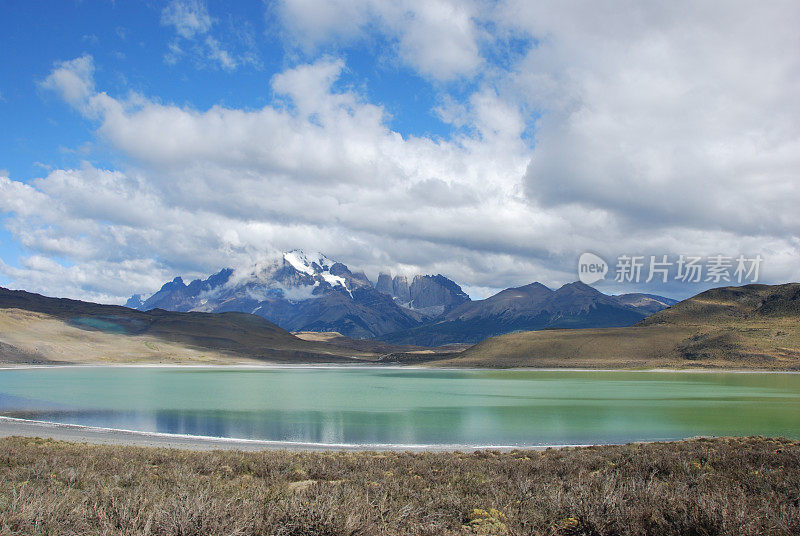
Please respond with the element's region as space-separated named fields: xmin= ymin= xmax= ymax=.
xmin=430 ymin=284 xmax=800 ymax=370
xmin=0 ymin=308 xmax=262 ymax=365
xmin=430 ymin=320 xmax=800 ymax=370
xmin=0 ymin=286 xmax=408 ymax=365
xmin=0 ymin=436 xmax=798 ymax=535
xmin=0 ymin=308 xmax=384 ymax=366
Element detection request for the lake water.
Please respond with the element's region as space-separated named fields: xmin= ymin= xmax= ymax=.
xmin=1 ymin=366 xmax=798 ymax=447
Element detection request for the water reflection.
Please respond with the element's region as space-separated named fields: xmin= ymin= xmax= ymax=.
xmin=0 ymin=368 xmax=799 ymax=446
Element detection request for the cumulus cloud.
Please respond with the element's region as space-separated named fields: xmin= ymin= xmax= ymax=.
xmin=3 ymin=53 xmax=538 ymax=301
xmin=499 ymin=0 xmax=800 ymax=238
xmin=40 ymin=55 xmax=96 ymax=110
xmin=278 ymin=0 xmax=483 ymax=80
xmin=2 ymin=0 xmax=799 ymax=303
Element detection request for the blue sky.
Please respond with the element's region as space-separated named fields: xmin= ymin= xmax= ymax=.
xmin=0 ymin=0 xmax=465 ymax=272
xmin=1 ymin=0 xmax=798 ymax=302
xmin=0 ymin=1 xmax=462 ymax=181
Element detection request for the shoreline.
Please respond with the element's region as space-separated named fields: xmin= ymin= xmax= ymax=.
xmin=1 ymin=362 xmax=798 ymax=374
xmin=0 ymin=416 xmax=591 ymax=452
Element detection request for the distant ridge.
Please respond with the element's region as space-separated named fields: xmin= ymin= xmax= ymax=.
xmin=638 ymin=283 xmax=800 ymax=325
xmin=2 ymin=283 xmax=797 ymax=370
xmin=128 ymin=251 xmax=675 ymax=345
xmin=379 ymin=281 xmax=674 ymax=346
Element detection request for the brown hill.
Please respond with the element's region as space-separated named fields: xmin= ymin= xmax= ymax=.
xmin=0 ymin=287 xmax=424 ymax=365
xmin=639 ymin=283 xmax=800 ymax=324
xmin=426 ymin=283 xmax=800 ymax=370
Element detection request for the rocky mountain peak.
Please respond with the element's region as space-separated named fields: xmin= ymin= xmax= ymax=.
xmin=283 ymin=250 xmax=334 ymax=273
xmin=126 ymin=251 xmax=419 ymax=339
xmin=124 ymin=294 xmax=143 ymax=309
xmin=376 ymin=272 xmax=393 ymax=294
xmin=409 ymin=275 xmax=470 ymax=309
xmin=392 ymin=275 xmax=411 ymax=303
xmin=160 ymin=276 xmax=185 ymax=290
xmin=281 ymin=250 xmax=353 ymax=295
xmin=374 ymin=272 xmax=469 ymax=315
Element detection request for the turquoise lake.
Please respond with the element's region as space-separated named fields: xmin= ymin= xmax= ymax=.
xmin=0 ymin=367 xmax=798 ymax=447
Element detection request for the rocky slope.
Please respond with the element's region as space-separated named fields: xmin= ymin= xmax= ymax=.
xmin=375 ymin=272 xmax=470 ymax=317
xmin=614 ymin=293 xmax=679 ymax=315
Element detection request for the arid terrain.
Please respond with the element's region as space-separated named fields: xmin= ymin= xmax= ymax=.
xmin=0 ymin=436 xmax=797 ymax=535
xmin=0 ymin=287 xmax=442 ymax=365
xmin=424 ymin=284 xmax=800 ymax=370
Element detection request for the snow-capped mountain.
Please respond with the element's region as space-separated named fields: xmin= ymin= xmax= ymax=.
xmin=129 ymin=251 xmax=418 ymax=339
xmin=128 ymin=250 xmax=677 ymax=344
xmin=281 ymin=251 xmax=353 ymax=297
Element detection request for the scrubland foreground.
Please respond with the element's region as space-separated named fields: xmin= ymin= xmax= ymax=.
xmin=0 ymin=437 xmax=798 ymax=535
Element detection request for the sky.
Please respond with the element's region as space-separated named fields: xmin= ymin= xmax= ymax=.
xmin=0 ymin=0 xmax=799 ymax=303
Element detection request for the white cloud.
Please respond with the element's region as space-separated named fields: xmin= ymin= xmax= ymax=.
xmin=3 ymin=0 xmax=800 ymax=303
xmin=160 ymin=0 xmax=257 ymax=71
xmin=7 ymin=54 xmax=543 ymax=301
xmin=277 ymin=0 xmax=370 ymax=45
xmin=278 ymin=0 xmax=483 ymax=81
xmin=497 ymin=0 xmax=800 ymax=238
xmin=0 ymin=255 xmax=171 ymax=304
xmin=161 ymin=0 xmax=212 ymax=38
xmin=384 ymin=0 xmax=482 ymax=80
xmin=40 ymin=55 xmax=95 ymax=111
xmin=204 ymin=36 xmax=237 ymax=70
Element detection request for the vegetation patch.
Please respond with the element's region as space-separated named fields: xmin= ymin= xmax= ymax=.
xmin=0 ymin=436 xmax=798 ymax=535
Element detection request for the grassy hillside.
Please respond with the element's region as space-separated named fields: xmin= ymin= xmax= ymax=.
xmin=0 ymin=287 xmax=410 ymax=364
xmin=428 ymin=283 xmax=800 ymax=370
xmin=0 ymin=436 xmax=797 ymax=535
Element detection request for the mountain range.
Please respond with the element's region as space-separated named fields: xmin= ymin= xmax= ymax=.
xmin=126 ymin=250 xmax=676 ymax=345
xmin=3 ymin=282 xmax=797 ymax=370
xmin=127 ymin=251 xmax=424 ymax=340
xmin=380 ymin=282 xmax=676 ymax=346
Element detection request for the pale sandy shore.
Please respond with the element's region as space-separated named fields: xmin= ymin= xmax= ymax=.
xmin=0 ymin=416 xmax=549 ymax=452
xmin=3 ymin=362 xmax=796 ymax=373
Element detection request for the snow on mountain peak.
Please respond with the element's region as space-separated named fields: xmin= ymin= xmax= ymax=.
xmin=283 ymin=250 xmax=350 ymax=294
xmin=284 ymin=250 xmax=332 ymax=273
